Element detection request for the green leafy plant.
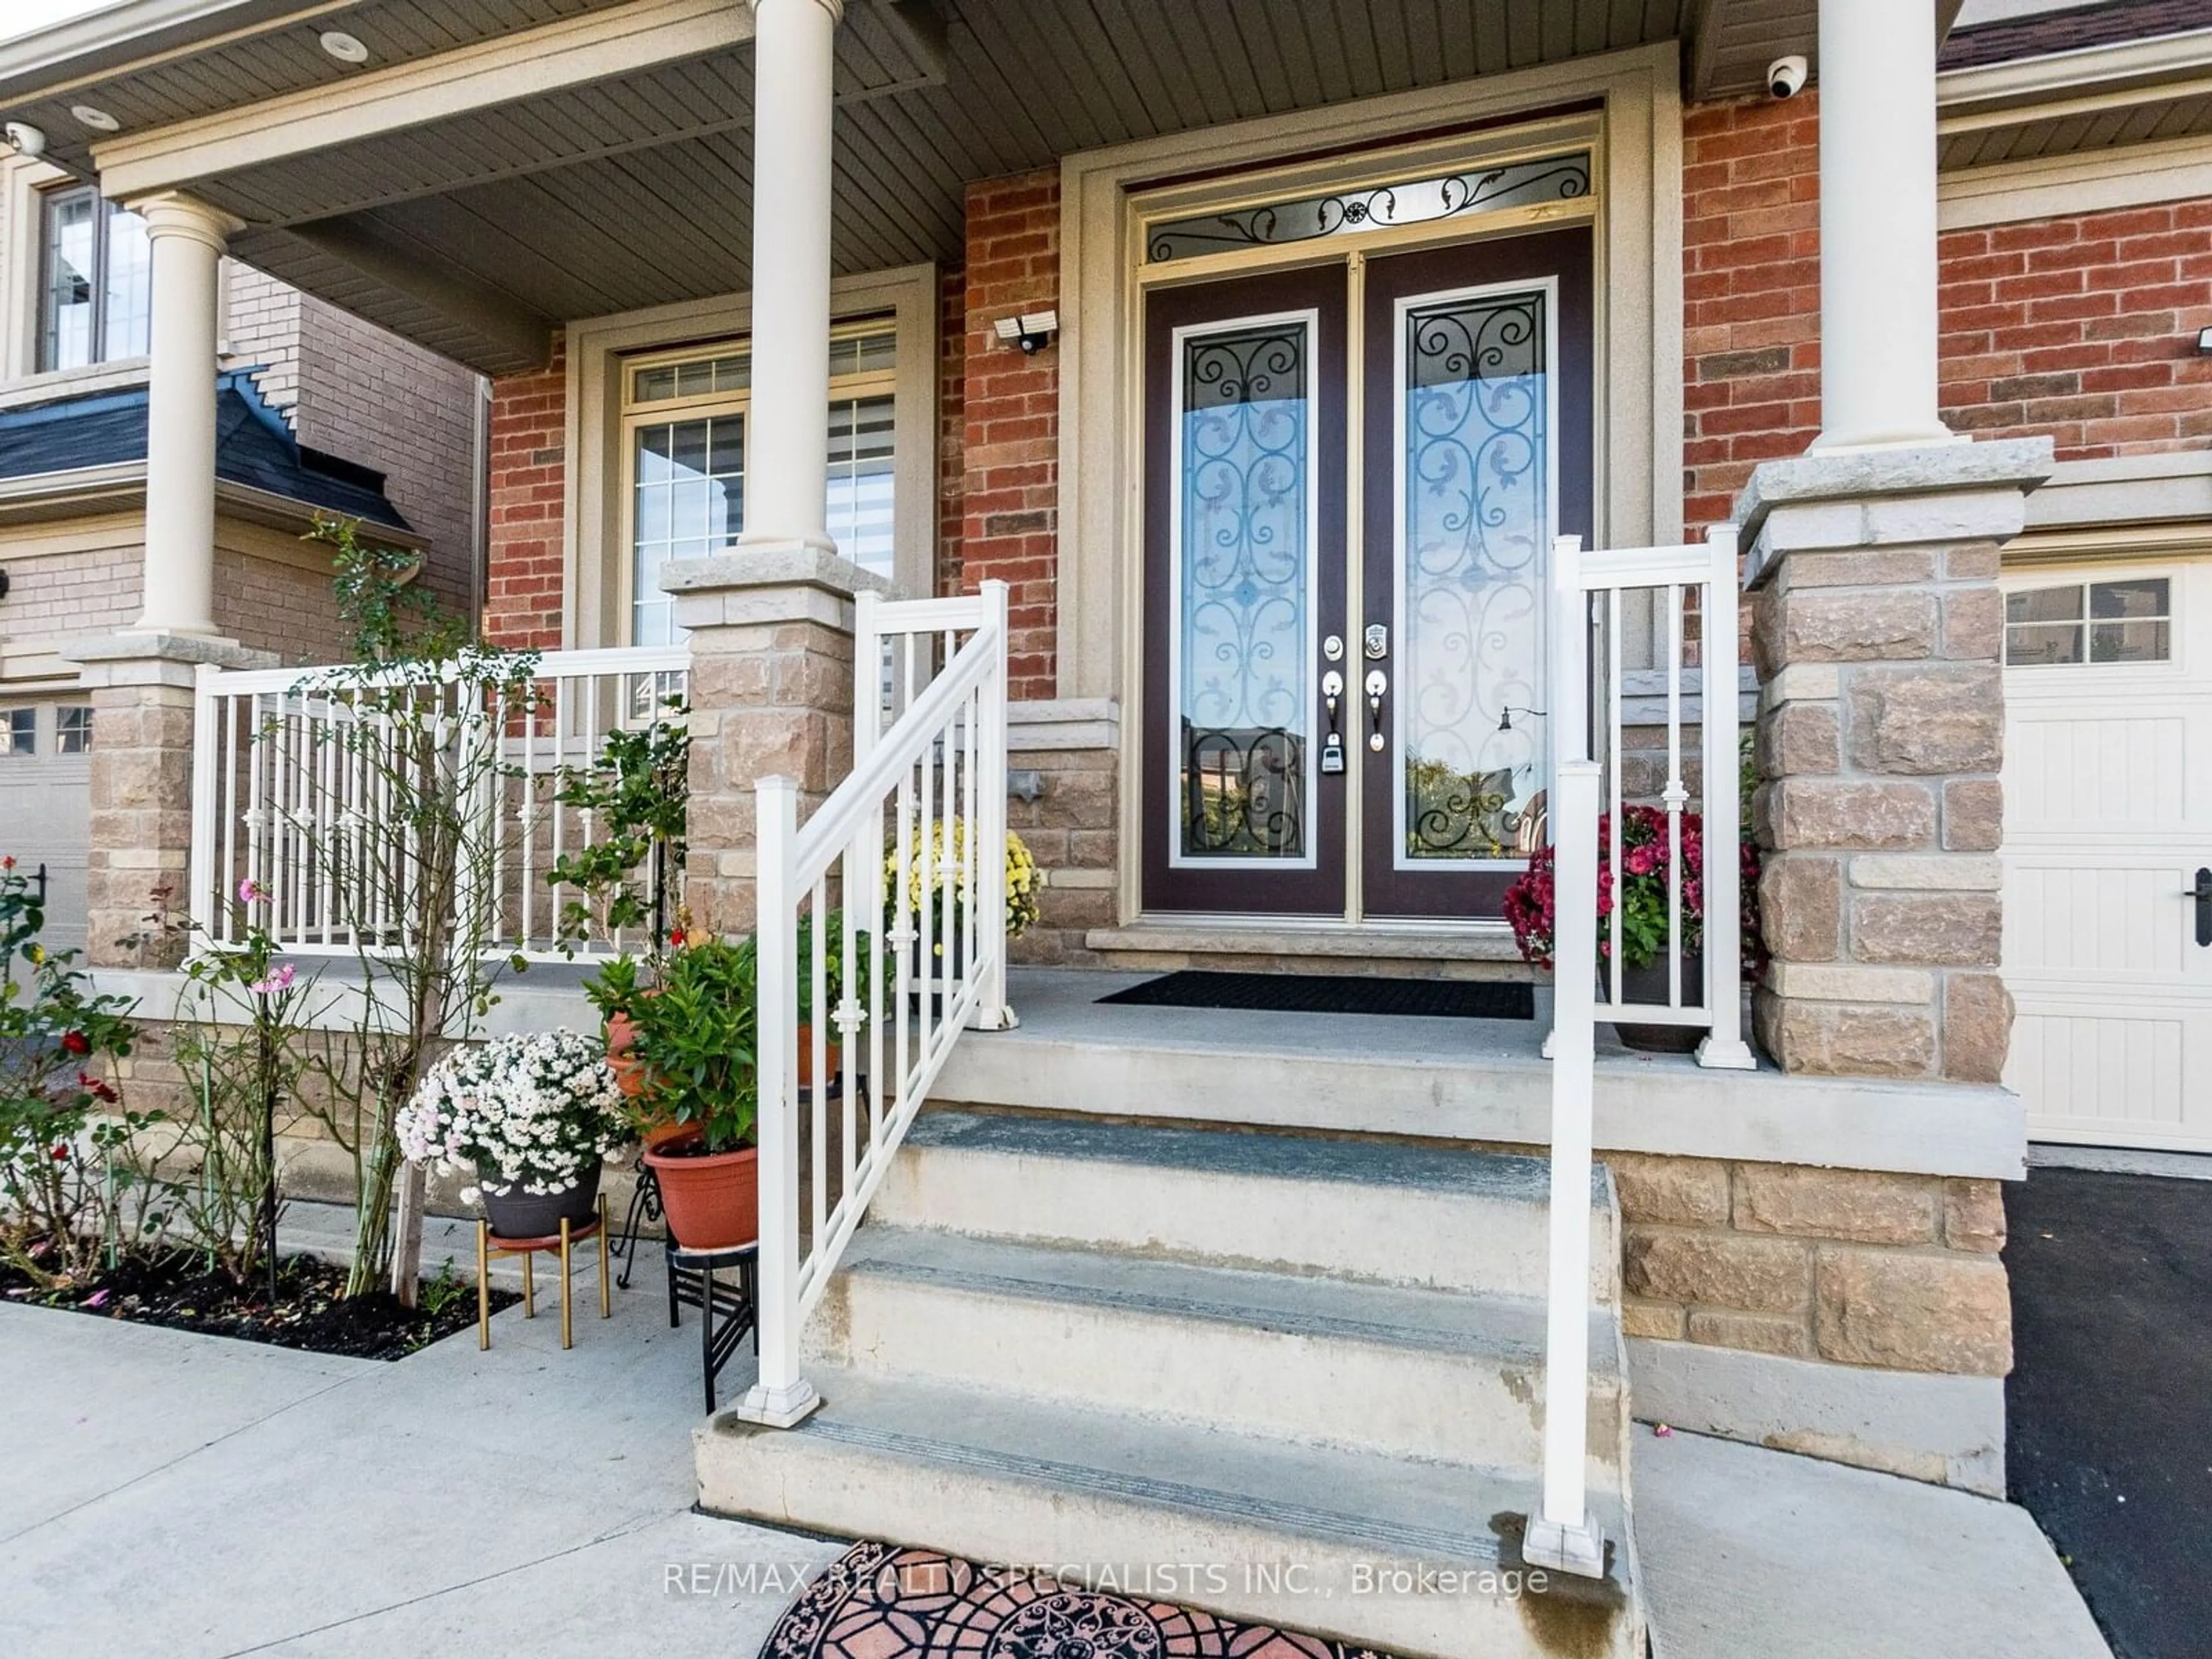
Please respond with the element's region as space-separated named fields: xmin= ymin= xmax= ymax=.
xmin=0 ymin=857 xmax=152 ymax=1287
xmin=545 ymin=705 xmax=690 ymax=955
xmin=618 ymin=938 xmax=759 ymax=1154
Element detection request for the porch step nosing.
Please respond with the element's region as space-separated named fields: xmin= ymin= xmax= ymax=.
xmin=788 ymin=1412 xmax=1516 ymax=1563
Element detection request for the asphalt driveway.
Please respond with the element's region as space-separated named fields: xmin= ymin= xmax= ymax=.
xmin=2006 ymin=1165 xmax=2212 ymax=1659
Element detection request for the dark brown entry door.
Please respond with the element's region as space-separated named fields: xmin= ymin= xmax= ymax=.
xmin=1359 ymin=228 xmax=1593 ymax=919
xmin=1138 ymin=229 xmax=1590 ymax=921
xmin=1141 ymin=267 xmax=1349 ymax=916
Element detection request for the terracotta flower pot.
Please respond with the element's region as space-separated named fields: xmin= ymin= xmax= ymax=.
xmin=643 ymin=1127 xmax=760 ymax=1251
xmin=605 ymin=1011 xmax=647 ymax=1099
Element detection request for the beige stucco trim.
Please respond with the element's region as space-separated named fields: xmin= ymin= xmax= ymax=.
xmin=1940 ymin=128 xmax=2212 ymax=230
xmin=90 ymin=0 xmax=756 ymax=203
xmin=560 ymin=262 xmax=939 ymax=649
xmin=1057 ymin=42 xmax=1683 ymax=923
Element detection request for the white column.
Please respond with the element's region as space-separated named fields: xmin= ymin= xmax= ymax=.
xmin=1813 ymin=0 xmax=1957 ymax=450
xmin=134 ymin=194 xmax=237 ymax=635
xmin=741 ymin=0 xmax=842 ymax=554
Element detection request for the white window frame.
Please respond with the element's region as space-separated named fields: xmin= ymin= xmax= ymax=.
xmin=563 ymin=264 xmax=938 ymax=650
xmin=2001 ymin=569 xmax=2182 ymax=674
xmin=619 ymin=319 xmax=900 ymax=645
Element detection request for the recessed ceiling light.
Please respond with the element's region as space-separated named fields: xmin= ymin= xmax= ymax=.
xmin=70 ymin=104 xmax=120 ymax=132
xmin=319 ymin=30 xmax=369 ymax=64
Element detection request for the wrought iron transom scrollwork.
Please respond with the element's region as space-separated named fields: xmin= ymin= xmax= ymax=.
xmin=1177 ymin=321 xmax=1312 ymax=862
xmin=1147 ymin=153 xmax=1591 ymax=264
xmin=1182 ymin=723 xmax=1305 ymax=858
xmin=1400 ymin=289 xmax=1550 ymax=862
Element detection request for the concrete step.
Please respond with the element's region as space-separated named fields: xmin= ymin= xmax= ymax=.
xmin=696 ymin=1368 xmax=1641 ymax=1659
xmin=812 ymin=1226 xmax=1626 ymax=1486
xmin=876 ymin=1108 xmax=1619 ymax=1303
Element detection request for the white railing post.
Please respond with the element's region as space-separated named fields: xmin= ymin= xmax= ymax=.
xmin=971 ymin=579 xmax=1016 ymax=1031
xmin=1696 ymin=524 xmax=1756 ymax=1070
xmin=737 ymin=774 xmax=822 ymax=1427
xmin=188 ymin=662 xmax=221 ymax=945
xmin=1528 ymin=757 xmax=1605 ymax=1580
xmin=1541 ymin=535 xmax=1587 ymax=1062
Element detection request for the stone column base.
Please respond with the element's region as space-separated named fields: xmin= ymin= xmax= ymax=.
xmin=62 ymin=631 xmax=275 ymax=968
xmin=663 ymin=546 xmax=887 ymax=938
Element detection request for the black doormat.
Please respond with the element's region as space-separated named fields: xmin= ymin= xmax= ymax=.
xmin=1097 ymin=969 xmax=1534 ymax=1021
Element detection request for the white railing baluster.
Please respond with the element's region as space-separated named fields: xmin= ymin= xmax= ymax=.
xmin=1665 ymin=583 xmax=1685 ymax=1012
xmin=187 ymin=647 xmax=688 ymax=963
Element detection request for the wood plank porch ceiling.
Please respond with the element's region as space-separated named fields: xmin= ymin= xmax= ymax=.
xmin=4 ymin=0 xmax=2078 ymax=377
xmin=44 ymin=0 xmax=1721 ymax=373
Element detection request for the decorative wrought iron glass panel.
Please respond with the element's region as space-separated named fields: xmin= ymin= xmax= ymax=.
xmin=1147 ymin=153 xmax=1590 ymax=264
xmin=1175 ymin=319 xmax=1315 ymax=863
xmin=1398 ymin=286 xmax=1551 ymax=865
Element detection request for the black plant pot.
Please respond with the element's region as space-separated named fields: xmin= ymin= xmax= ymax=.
xmin=480 ymin=1159 xmax=604 ymax=1241
xmin=1609 ymin=952 xmax=1705 ymax=1055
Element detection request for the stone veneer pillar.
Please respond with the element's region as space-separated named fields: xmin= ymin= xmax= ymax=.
xmin=63 ymin=633 xmax=275 ymax=968
xmin=1741 ymin=439 xmax=2052 ymax=1080
xmin=662 ymin=548 xmax=888 ymax=938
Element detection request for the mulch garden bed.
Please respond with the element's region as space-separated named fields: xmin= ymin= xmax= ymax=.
xmin=1 ymin=1248 xmax=517 ymax=1361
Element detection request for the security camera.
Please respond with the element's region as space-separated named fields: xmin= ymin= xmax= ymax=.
xmin=1767 ymin=55 xmax=1808 ymax=99
xmin=2 ymin=122 xmax=47 ymax=158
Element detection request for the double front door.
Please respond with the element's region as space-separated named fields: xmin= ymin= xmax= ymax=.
xmin=1141 ymin=228 xmax=1593 ymax=920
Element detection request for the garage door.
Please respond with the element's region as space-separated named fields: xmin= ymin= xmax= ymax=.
xmin=2002 ymin=558 xmax=2212 ymax=1153
xmin=0 ymin=702 xmax=93 ymax=968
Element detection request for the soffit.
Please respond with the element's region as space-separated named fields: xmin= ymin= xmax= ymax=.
xmin=14 ymin=0 xmax=1712 ymax=374
xmin=0 ymin=0 xmax=628 ymax=176
xmin=1937 ymin=22 xmax=2212 ymax=168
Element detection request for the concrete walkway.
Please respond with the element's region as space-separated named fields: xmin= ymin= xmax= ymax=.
xmin=3 ymin=1233 xmax=2112 ymax=1659
xmin=0 ymin=1245 xmax=839 ymax=1658
xmin=1635 ymin=1426 xmax=2112 ymax=1659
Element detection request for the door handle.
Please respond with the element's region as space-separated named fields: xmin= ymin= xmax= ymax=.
xmin=1320 ymin=671 xmax=1346 ymax=775
xmin=1365 ymin=669 xmax=1388 ymax=752
xmin=2190 ymin=867 xmax=2212 ymax=948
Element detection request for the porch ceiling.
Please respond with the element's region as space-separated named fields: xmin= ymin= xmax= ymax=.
xmin=2 ymin=0 xmax=1996 ymax=376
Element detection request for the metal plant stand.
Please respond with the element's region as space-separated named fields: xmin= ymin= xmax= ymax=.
xmin=667 ymin=1239 xmax=758 ymax=1414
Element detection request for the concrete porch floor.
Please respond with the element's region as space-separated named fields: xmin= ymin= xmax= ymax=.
xmin=0 ymin=1213 xmax=2107 ymax=1658
xmin=935 ymin=968 xmax=2020 ymax=1179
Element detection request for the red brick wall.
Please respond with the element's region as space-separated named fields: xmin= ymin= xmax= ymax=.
xmin=1684 ymin=94 xmax=2212 ymax=533
xmin=1938 ymin=200 xmax=2212 ymax=454
xmin=937 ymin=266 xmax=967 ymax=599
xmin=1683 ymin=95 xmax=1824 ymax=533
xmin=955 ymin=169 xmax=1062 ymax=702
xmin=484 ymin=335 xmax=567 ymax=648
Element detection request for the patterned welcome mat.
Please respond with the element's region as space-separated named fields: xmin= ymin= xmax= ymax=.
xmin=762 ymin=1541 xmax=1394 ymax=1659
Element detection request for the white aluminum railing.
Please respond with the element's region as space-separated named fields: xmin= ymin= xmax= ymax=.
xmin=1529 ymin=526 xmax=1753 ymax=1579
xmin=737 ymin=579 xmax=1013 ymax=1428
xmin=188 ymin=646 xmax=689 ymax=961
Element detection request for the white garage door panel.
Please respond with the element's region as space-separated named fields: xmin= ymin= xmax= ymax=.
xmin=2002 ymin=558 xmax=2212 ymax=1153
xmin=0 ymin=708 xmax=92 ymax=965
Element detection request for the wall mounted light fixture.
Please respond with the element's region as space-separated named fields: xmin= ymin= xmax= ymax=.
xmin=993 ymin=309 xmax=1059 ymax=354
